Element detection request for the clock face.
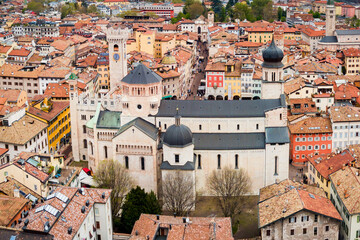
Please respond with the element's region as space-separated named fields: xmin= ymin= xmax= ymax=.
xmin=113 ymin=53 xmax=120 ymax=61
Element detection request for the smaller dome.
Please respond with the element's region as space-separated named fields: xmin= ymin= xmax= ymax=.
xmin=262 ymin=39 xmax=284 ymax=68
xmin=163 ymin=124 xmax=193 ymax=147
xmin=161 ymin=55 xmax=176 ymax=65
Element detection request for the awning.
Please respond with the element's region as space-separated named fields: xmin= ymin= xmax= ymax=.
xmin=162 ymin=95 xmax=172 ymax=99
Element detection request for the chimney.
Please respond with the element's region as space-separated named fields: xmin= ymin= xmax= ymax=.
xmin=14 ymin=188 xmax=20 ymax=198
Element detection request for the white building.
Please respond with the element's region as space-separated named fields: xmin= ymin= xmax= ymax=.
xmin=329 ymin=106 xmax=360 ymax=150
xmin=0 ymin=108 xmax=48 ymax=160
xmin=18 ymin=187 xmax=113 ymax=240
xmin=69 ymin=27 xmax=290 ymax=196
xmin=330 ymin=166 xmax=360 ymax=240
xmin=13 ymin=20 xmax=59 ymax=37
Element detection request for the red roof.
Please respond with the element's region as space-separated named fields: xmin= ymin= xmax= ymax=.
xmin=297 ymin=189 xmax=342 ymax=221
xmin=0 ymin=148 xmax=8 ymax=156
xmin=343 ymin=48 xmax=360 ymax=57
xmin=8 ymin=48 xmax=31 ymax=57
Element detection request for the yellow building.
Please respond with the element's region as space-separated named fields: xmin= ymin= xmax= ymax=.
xmin=135 ymin=29 xmax=156 ymax=56
xmin=0 ymin=45 xmax=13 ymax=66
xmin=306 ymin=150 xmax=355 ymax=198
xmin=247 ymin=27 xmax=274 ymax=43
xmin=343 ymin=48 xmax=360 ymax=75
xmin=312 ymin=1 xmax=327 ymax=14
xmin=103 ymin=0 xmax=130 ymax=7
xmin=224 ymin=61 xmax=242 ymax=100
xmin=155 ymin=34 xmax=176 ymax=58
xmin=96 ymin=53 xmax=110 ymax=91
xmin=335 ymin=3 xmax=343 ymax=15
xmin=27 ymin=97 xmax=71 ymax=154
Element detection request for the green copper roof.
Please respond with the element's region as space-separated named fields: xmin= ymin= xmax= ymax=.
xmin=86 ymin=103 xmax=101 ymax=129
xmin=96 ymin=110 xmax=121 ymax=129
xmin=68 ymin=73 xmax=78 ymax=80
xmin=327 ymin=0 xmax=334 ymax=5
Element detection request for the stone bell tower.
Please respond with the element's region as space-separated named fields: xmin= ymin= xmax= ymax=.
xmin=106 ymin=25 xmax=129 ymax=91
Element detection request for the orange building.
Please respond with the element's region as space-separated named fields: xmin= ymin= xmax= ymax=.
xmin=289 ymin=117 xmax=332 ymax=165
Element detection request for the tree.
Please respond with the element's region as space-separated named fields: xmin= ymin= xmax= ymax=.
xmin=87 ymin=5 xmax=98 ymax=14
xmin=27 ymin=0 xmax=45 ymax=14
xmin=61 ymin=3 xmax=76 ymax=18
xmin=93 ymin=159 xmax=134 ymax=219
xmin=208 ymin=167 xmax=251 ymax=221
xmin=172 ymin=0 xmax=183 ymax=3
xmin=120 ymin=186 xmax=162 ymax=233
xmin=233 ymin=2 xmax=255 ymax=21
xmin=263 ymin=1 xmax=276 ymax=22
xmin=251 ymin=0 xmax=272 ymax=20
xmin=211 ymin=0 xmax=222 ymax=15
xmin=162 ymin=171 xmax=195 ymax=216
xmin=313 ymin=11 xmax=320 ymax=18
xmin=187 ymin=2 xmax=204 ymax=19
xmin=119 ymin=10 xmax=138 ymax=18
xmin=281 ymin=16 xmax=286 ymax=22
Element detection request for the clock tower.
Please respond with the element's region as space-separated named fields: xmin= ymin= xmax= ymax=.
xmin=106 ymin=25 xmax=129 ymax=91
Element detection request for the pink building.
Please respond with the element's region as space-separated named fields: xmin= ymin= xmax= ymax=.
xmin=342 ymin=5 xmax=355 ymax=18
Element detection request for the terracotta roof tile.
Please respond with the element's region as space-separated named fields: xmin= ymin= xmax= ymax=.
xmin=288 ymin=116 xmax=332 ymax=134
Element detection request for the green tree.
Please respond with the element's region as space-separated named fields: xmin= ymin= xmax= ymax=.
xmin=263 ymin=1 xmax=276 ymax=22
xmin=313 ymin=11 xmax=320 ymax=18
xmin=120 ymin=186 xmax=162 ymax=233
xmin=27 ymin=0 xmax=45 ymax=14
xmin=119 ymin=10 xmax=138 ymax=18
xmin=233 ymin=2 xmax=255 ymax=21
xmin=251 ymin=0 xmax=272 ymax=20
xmin=172 ymin=0 xmax=183 ymax=3
xmin=187 ymin=2 xmax=204 ymax=19
xmin=219 ymin=6 xmax=227 ymax=22
xmin=281 ymin=16 xmax=286 ymax=22
xmin=211 ymin=0 xmax=222 ymax=15
xmin=87 ymin=5 xmax=98 ymax=13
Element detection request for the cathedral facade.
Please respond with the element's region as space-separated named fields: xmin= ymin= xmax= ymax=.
xmin=69 ymin=26 xmax=290 ymax=195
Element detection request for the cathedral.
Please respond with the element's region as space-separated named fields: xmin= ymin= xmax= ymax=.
xmin=69 ymin=25 xmax=290 ymax=195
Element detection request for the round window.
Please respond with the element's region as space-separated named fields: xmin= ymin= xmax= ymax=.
xmin=137 ymin=104 xmax=142 ymax=109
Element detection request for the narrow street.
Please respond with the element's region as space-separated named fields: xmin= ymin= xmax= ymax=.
xmin=186 ymin=40 xmax=208 ymax=100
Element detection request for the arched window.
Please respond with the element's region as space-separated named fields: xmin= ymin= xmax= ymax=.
xmin=198 ymin=155 xmax=201 ymax=169
xmin=141 ymin=157 xmax=145 ymax=170
xmin=217 ymin=154 xmax=221 ymax=169
xmin=125 ymin=156 xmax=129 ymax=169
xmin=235 ymin=154 xmax=238 ymax=169
xmin=83 ymin=125 xmax=86 ymax=134
xmin=90 ymin=142 xmax=93 ymax=155
xmin=272 ymin=72 xmax=276 ymax=81
xmin=265 ymin=72 xmax=268 ymax=81
xmin=104 ymin=146 xmax=108 ymax=159
xmin=114 ymin=44 xmax=119 ymax=52
xmin=83 ymin=139 xmax=87 ymax=148
xmin=274 ymin=156 xmax=278 ymax=175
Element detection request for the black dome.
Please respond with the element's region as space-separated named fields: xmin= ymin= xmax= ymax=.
xmin=163 ymin=124 xmax=193 ymax=147
xmin=262 ymin=39 xmax=284 ymax=68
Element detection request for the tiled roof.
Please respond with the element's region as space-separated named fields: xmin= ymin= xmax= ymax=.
xmin=288 ymin=116 xmax=332 ymax=134
xmin=259 ymin=178 xmax=326 ymax=202
xmin=19 ymin=187 xmax=111 ymax=240
xmin=0 ymin=115 xmax=47 ymax=145
xmin=330 ymin=106 xmax=360 ymax=122
xmin=334 ymin=83 xmax=360 ymax=100
xmin=295 ymin=62 xmax=337 ymax=74
xmin=130 ymin=214 xmax=234 ymax=240
xmin=27 ymin=101 xmax=69 ymax=122
xmin=0 ymin=89 xmax=24 ymax=103
xmin=284 ymin=77 xmax=312 ymax=95
xmin=0 ymin=64 xmax=44 ymax=78
xmin=343 ymin=48 xmax=360 ymax=57
xmin=0 ymin=177 xmax=41 ymax=199
xmin=308 ymin=150 xmax=355 ymax=180
xmin=301 ymin=28 xmax=325 ymax=37
xmin=0 ymin=195 xmax=29 ymax=226
xmin=8 ymin=48 xmax=31 ymax=57
xmin=289 ymin=98 xmax=317 ymax=115
xmin=259 ymin=188 xmax=342 ymax=228
xmin=330 ymin=166 xmax=360 ymax=215
xmin=0 ymin=45 xmax=11 ymax=54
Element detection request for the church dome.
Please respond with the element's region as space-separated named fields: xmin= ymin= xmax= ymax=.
xmin=161 ymin=54 xmax=177 ymax=65
xmin=163 ymin=124 xmax=193 ymax=147
xmin=262 ymin=39 xmax=284 ymax=68
xmin=163 ymin=112 xmax=193 ymax=147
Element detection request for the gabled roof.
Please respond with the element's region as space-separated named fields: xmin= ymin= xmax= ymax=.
xmin=259 ymin=188 xmax=342 ymax=228
xmin=155 ymin=97 xmax=286 ymax=118
xmin=122 ymin=63 xmax=162 ymax=85
xmin=115 ymin=117 xmax=157 ymax=140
